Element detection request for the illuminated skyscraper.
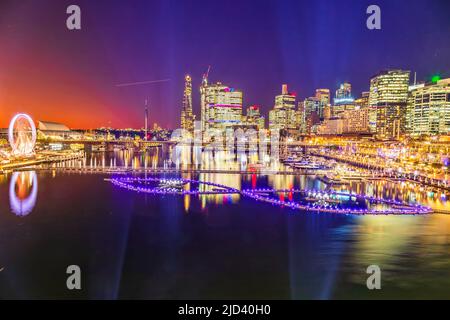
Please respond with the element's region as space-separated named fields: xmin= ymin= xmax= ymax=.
xmin=200 ymin=78 xmax=243 ymax=134
xmin=181 ymin=75 xmax=195 ymax=133
xmin=315 ymin=88 xmax=330 ymax=119
xmin=303 ymin=97 xmax=321 ymax=134
xmin=333 ymin=82 xmax=355 ymax=117
xmin=355 ymin=91 xmax=370 ymax=108
xmin=245 ymin=105 xmax=265 ymax=130
xmin=355 ymin=91 xmax=374 ymax=132
xmin=407 ymin=78 xmax=450 ymax=136
xmin=334 ymin=82 xmax=354 ymax=105
xmin=269 ymin=84 xmax=297 ymax=131
xmin=297 ymin=101 xmax=307 ymax=133
xmin=369 ymin=70 xmax=410 ymax=140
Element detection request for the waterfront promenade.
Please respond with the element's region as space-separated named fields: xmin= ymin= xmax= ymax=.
xmin=0 ymin=152 xmax=84 ymax=173
xmin=310 ymin=151 xmax=450 ymax=192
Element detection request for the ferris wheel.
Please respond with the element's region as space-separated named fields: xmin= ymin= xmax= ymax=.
xmin=8 ymin=113 xmax=37 ymax=157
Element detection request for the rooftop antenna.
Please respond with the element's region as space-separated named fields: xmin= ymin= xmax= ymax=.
xmin=414 ymin=72 xmax=417 ymax=85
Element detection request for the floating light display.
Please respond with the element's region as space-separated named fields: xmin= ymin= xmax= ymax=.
xmin=108 ymin=177 xmax=432 ymax=215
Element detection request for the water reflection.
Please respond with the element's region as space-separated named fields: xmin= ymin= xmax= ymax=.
xmin=335 ymin=180 xmax=449 ymax=212
xmin=9 ymin=171 xmax=38 ymax=217
xmin=47 ymin=149 xmax=450 ymax=212
xmin=0 ymin=169 xmax=449 ymax=299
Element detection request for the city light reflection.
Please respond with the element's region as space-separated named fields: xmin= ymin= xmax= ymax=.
xmin=9 ymin=171 xmax=38 ymax=217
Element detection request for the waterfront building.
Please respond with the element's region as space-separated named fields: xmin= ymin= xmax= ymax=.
xmin=369 ymin=69 xmax=410 ymax=140
xmin=269 ymin=84 xmax=297 ymax=131
xmin=200 ymin=77 xmax=243 ymax=134
xmin=342 ymin=107 xmax=370 ymax=133
xmin=37 ymin=121 xmax=78 ymax=140
xmin=181 ymin=75 xmax=195 ymax=133
xmin=316 ymin=118 xmax=344 ymax=135
xmin=315 ymin=106 xmax=369 ymax=135
xmin=407 ymin=78 xmax=450 ymax=136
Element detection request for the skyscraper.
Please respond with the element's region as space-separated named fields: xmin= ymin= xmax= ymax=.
xmin=245 ymin=105 xmax=265 ymax=130
xmin=181 ymin=75 xmax=195 ymax=133
xmin=407 ymin=78 xmax=450 ymax=136
xmin=200 ymin=79 xmax=243 ymax=134
xmin=355 ymin=91 xmax=370 ymax=109
xmin=303 ymin=97 xmax=321 ymax=134
xmin=269 ymin=84 xmax=297 ymax=131
xmin=369 ymin=70 xmax=410 ymax=140
xmin=334 ymin=82 xmax=354 ymax=105
xmin=333 ymin=82 xmax=355 ymax=117
xmin=315 ymin=88 xmax=330 ymax=119
xmin=355 ymin=91 xmax=374 ymax=132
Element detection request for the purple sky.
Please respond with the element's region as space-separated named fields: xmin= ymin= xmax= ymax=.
xmin=0 ymin=0 xmax=449 ymax=128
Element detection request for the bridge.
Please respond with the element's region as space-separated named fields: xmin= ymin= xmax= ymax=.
xmin=30 ymin=166 xmax=328 ymax=176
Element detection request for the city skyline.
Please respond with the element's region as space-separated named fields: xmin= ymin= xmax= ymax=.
xmin=0 ymin=67 xmax=445 ymax=131
xmin=0 ymin=0 xmax=449 ymax=129
xmin=1 ymin=1 xmax=450 ymax=301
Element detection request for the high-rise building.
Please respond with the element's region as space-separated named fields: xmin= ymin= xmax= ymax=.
xmin=407 ymin=78 xmax=450 ymax=136
xmin=334 ymin=82 xmax=354 ymax=105
xmin=181 ymin=75 xmax=195 ymax=133
xmin=245 ymin=105 xmax=265 ymax=130
xmin=343 ymin=107 xmax=370 ymax=133
xmin=354 ymin=91 xmax=374 ymax=133
xmin=369 ymin=70 xmax=410 ymax=140
xmin=316 ymin=107 xmax=369 ymax=135
xmin=333 ymin=82 xmax=355 ymax=117
xmin=200 ymin=78 xmax=243 ymax=134
xmin=315 ymin=88 xmax=330 ymax=119
xmin=323 ymin=105 xmax=331 ymax=120
xmin=269 ymin=84 xmax=297 ymax=131
xmin=303 ymin=97 xmax=321 ymax=133
xmin=297 ymin=101 xmax=306 ymax=133
xmin=354 ymin=91 xmax=370 ymax=108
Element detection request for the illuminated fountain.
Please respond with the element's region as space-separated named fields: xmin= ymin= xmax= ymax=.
xmin=108 ymin=176 xmax=433 ymax=215
xmin=8 ymin=113 xmax=37 ymax=157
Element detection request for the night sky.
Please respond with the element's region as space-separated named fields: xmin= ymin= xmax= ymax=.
xmin=0 ymin=0 xmax=449 ymax=129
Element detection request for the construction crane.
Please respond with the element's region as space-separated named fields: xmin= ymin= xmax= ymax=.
xmin=202 ymin=65 xmax=211 ymax=86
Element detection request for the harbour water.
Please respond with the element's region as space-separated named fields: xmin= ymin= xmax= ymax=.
xmin=0 ymin=150 xmax=449 ymax=299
